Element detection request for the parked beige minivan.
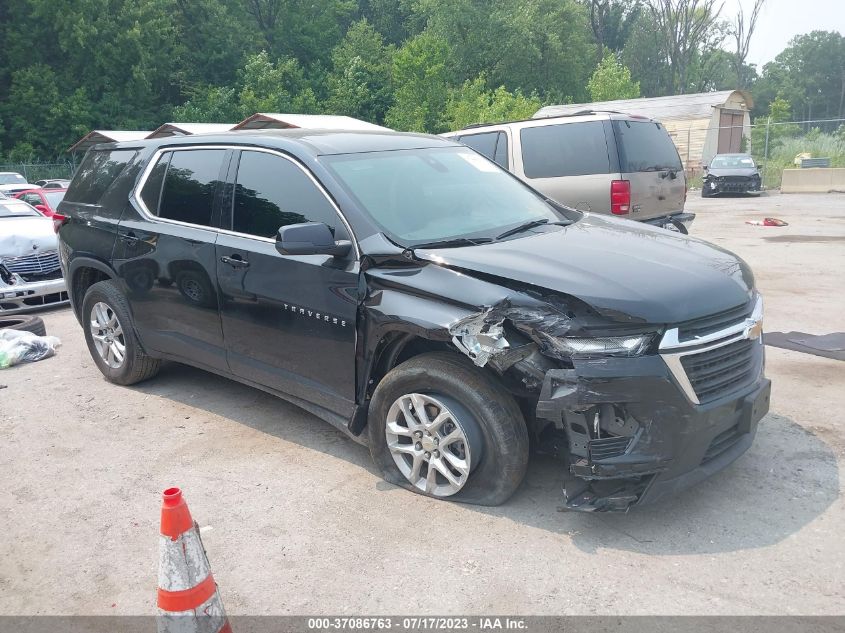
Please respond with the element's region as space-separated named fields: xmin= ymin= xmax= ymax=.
xmin=442 ymin=110 xmax=694 ymax=232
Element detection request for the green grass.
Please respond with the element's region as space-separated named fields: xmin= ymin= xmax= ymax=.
xmin=756 ymin=133 xmax=845 ymax=189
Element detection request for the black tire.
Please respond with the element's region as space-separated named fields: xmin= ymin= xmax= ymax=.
xmin=0 ymin=315 xmax=46 ymax=337
xmin=81 ymin=279 xmax=161 ymax=385
xmin=368 ymin=351 xmax=529 ymax=506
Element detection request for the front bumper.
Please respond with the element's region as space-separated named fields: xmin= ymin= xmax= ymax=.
xmin=536 ymin=349 xmax=770 ymax=511
xmin=0 ymin=272 xmax=68 ymax=314
xmin=706 ymin=179 xmax=762 ymax=194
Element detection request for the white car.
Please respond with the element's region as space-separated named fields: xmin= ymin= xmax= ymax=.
xmin=0 ymin=193 xmax=68 ymax=314
xmin=0 ymin=172 xmax=35 ymax=196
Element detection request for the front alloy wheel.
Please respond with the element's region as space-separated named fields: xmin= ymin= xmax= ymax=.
xmin=90 ymin=301 xmax=126 ymax=368
xmin=385 ymin=393 xmax=482 ymax=497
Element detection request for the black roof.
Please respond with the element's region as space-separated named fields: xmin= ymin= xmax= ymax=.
xmin=101 ymin=129 xmax=457 ymax=156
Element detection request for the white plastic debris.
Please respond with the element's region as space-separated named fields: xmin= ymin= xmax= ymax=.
xmin=0 ymin=329 xmax=61 ymax=369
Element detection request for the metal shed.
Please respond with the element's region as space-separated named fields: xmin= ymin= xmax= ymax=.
xmin=535 ymin=90 xmax=754 ymax=170
xmin=67 ymin=130 xmax=151 ymax=153
xmin=232 ymin=113 xmax=389 ymax=131
xmin=146 ymin=123 xmax=235 ymax=138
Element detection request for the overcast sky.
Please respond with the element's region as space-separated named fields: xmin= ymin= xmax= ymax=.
xmin=720 ymin=0 xmax=845 ymax=67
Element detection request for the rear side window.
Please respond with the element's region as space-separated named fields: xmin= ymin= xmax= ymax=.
xmin=459 ymin=133 xmax=497 ymax=160
xmin=231 ymin=150 xmax=346 ymax=240
xmin=458 ymin=132 xmax=508 ymax=168
xmin=65 ymin=149 xmax=136 ymax=204
xmin=612 ymin=120 xmax=682 ymax=172
xmin=20 ymin=192 xmax=43 ymax=207
xmin=139 ymin=153 xmax=169 ymax=214
xmin=147 ymin=149 xmax=226 ymax=227
xmin=520 ymin=122 xmax=610 ymax=178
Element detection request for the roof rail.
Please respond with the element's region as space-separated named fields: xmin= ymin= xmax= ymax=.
xmin=535 ymin=109 xmax=625 ymax=118
xmin=457 ymin=109 xmax=631 ymax=131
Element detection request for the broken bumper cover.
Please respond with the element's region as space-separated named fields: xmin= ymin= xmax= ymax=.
xmin=642 ymin=212 xmax=696 ymax=232
xmin=537 ymin=354 xmax=770 ymax=511
xmin=0 ymin=273 xmax=68 ymax=314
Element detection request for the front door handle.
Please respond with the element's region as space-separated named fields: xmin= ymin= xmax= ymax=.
xmin=220 ymin=255 xmax=250 ymax=268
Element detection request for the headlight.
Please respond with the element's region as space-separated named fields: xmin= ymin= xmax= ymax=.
xmin=538 ymin=333 xmax=655 ymax=359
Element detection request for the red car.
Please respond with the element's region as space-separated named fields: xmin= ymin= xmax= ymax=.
xmin=14 ymin=188 xmax=67 ymax=219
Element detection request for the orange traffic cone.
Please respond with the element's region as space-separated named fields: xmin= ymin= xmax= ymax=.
xmin=157 ymin=487 xmax=231 ymax=633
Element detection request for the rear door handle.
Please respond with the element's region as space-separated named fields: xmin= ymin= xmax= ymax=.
xmin=220 ymin=255 xmax=250 ymax=268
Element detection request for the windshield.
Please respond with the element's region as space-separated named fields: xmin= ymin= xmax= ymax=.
xmin=323 ymin=147 xmax=563 ymax=246
xmin=0 ymin=202 xmax=39 ymax=218
xmin=0 ymin=173 xmax=27 ymax=185
xmin=710 ymin=155 xmax=755 ymax=168
xmin=44 ymin=190 xmax=66 ymax=207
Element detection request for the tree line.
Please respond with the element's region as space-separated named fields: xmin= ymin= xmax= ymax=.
xmin=0 ymin=0 xmax=842 ymax=160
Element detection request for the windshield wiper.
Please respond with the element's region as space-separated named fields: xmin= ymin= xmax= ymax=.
xmin=495 ymin=218 xmax=552 ymax=240
xmin=411 ymin=237 xmax=494 ymax=249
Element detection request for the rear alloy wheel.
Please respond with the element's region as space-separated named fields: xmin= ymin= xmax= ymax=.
xmin=82 ymin=280 xmax=161 ymax=385
xmin=89 ymin=301 xmax=126 ymax=369
xmin=368 ymin=352 xmax=529 ymax=506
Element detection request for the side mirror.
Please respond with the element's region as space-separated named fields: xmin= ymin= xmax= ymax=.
xmin=702 ymin=165 xmax=709 ymax=171
xmin=35 ymin=204 xmax=51 ymax=216
xmin=276 ymin=222 xmax=352 ymax=257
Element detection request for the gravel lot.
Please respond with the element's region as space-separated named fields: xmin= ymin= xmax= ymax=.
xmin=1 ymin=192 xmax=843 ymax=616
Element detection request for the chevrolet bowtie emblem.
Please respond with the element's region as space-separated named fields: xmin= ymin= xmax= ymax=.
xmin=744 ymin=317 xmax=763 ymax=340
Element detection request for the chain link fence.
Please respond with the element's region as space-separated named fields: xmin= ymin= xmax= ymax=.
xmin=0 ymin=161 xmax=77 ymax=184
xmin=668 ymin=117 xmax=845 ymax=191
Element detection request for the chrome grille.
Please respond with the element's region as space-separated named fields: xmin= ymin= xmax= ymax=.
xmin=2 ymin=250 xmax=61 ymax=277
xmin=678 ymin=302 xmax=751 ymax=342
xmin=680 ymin=338 xmax=757 ymax=403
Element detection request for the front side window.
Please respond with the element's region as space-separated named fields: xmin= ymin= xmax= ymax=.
xmin=324 ymin=146 xmax=564 ymax=247
xmin=152 ymin=149 xmax=226 ymax=227
xmin=232 ymin=150 xmax=345 ymax=240
xmin=520 ymin=121 xmax=611 ymax=179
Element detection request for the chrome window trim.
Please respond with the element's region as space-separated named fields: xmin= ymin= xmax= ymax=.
xmin=131 ymin=144 xmax=360 ymax=258
xmin=132 ymin=145 xmax=234 ymax=233
xmin=659 ymin=295 xmax=763 ymax=405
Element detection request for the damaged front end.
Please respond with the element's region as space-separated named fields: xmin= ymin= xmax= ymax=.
xmin=0 ymin=259 xmax=68 ymax=314
xmin=445 ymin=295 xmax=769 ymax=513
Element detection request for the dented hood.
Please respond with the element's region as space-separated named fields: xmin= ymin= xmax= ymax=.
xmin=415 ymin=215 xmax=754 ymax=325
xmin=0 ymin=215 xmax=58 ymax=259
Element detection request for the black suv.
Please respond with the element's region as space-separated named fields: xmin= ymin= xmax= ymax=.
xmin=58 ymin=130 xmax=770 ymax=511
